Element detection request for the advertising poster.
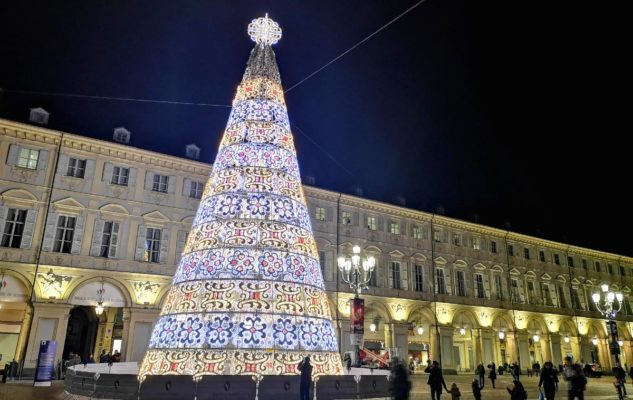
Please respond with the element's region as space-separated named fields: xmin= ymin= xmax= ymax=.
xmin=350 ymin=298 xmax=364 ymax=345
xmin=33 ymin=340 xmax=57 ymax=387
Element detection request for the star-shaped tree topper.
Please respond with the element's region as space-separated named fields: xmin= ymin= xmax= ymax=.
xmin=247 ymin=13 xmax=282 ymax=45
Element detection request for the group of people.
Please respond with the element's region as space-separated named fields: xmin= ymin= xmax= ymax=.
xmin=64 ymin=349 xmax=122 ymax=368
xmin=296 ymin=354 xmax=633 ymax=400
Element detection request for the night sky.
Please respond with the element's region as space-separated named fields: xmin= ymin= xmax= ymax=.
xmin=1 ymin=1 xmax=630 ymax=256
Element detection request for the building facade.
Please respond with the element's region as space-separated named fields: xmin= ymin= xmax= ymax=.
xmin=1 ymin=117 xmax=632 ymax=373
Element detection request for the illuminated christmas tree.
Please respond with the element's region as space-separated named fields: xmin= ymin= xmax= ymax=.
xmin=139 ymin=15 xmax=342 ymax=378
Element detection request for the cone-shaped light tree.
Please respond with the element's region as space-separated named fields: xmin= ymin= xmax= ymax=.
xmin=139 ymin=15 xmax=343 ymax=378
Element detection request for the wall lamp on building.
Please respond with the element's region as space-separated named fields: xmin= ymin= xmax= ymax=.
xmin=498 ymin=331 xmax=505 ymax=340
xmin=95 ymin=281 xmax=105 ymax=316
xmin=533 ymin=334 xmax=540 ymax=343
xmin=618 ymin=339 xmax=624 ymax=347
xmin=417 ymin=326 xmax=424 ymax=336
xmin=591 ymin=337 xmax=598 ymax=346
xmin=369 ymin=323 xmax=377 ymax=332
xmin=338 ymin=245 xmax=375 ymax=295
xmin=459 ymin=327 xmax=466 ymax=336
xmin=564 ymin=335 xmax=570 ymax=344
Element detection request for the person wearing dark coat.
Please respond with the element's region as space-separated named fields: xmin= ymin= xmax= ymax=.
xmin=613 ymin=362 xmax=627 ymax=395
xmin=425 ymin=360 xmax=449 ymax=400
xmin=298 ymin=356 xmax=313 ymax=400
xmin=538 ymin=361 xmax=559 ymax=400
xmin=507 ymin=381 xmax=527 ymax=400
xmin=390 ymin=358 xmax=412 ymax=400
xmin=471 ymin=378 xmax=482 ymax=400
xmin=487 ymin=362 xmax=497 ymax=388
xmin=476 ymin=363 xmax=485 ymax=388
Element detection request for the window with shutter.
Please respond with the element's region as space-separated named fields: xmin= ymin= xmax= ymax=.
xmin=20 ymin=209 xmax=37 ymax=249
xmin=1 ymin=208 xmax=27 ymax=248
xmin=527 ymin=281 xmax=537 ymax=304
xmin=190 ymin=181 xmax=204 ymax=199
xmin=436 ymin=268 xmax=446 ymax=294
xmin=511 ymin=278 xmax=521 ymax=303
xmin=490 ymin=241 xmax=497 ymax=254
xmin=475 ymin=274 xmax=485 ymax=298
xmin=367 ymin=216 xmax=377 ymax=231
xmin=494 ymin=274 xmax=503 ymax=300
xmin=315 ymin=207 xmax=325 ymax=221
xmin=543 ymin=284 xmax=554 ymax=306
xmin=145 ymin=227 xmax=161 ymax=263
xmin=100 ymin=221 xmax=120 ymax=258
xmin=53 ymin=215 xmax=76 ymax=253
xmin=152 ymin=175 xmax=169 ymax=193
xmin=414 ymin=264 xmax=424 ymax=292
xmin=412 ymin=225 xmax=422 ymax=239
xmin=66 ymin=158 xmax=86 ymax=178
xmin=557 ymin=285 xmax=568 ymax=308
xmin=341 ymin=211 xmax=352 ymax=225
xmin=572 ymin=287 xmax=583 ymax=310
xmin=17 ymin=148 xmax=39 ymax=169
xmin=457 ymin=271 xmax=467 ymax=296
xmin=389 ymin=222 xmax=400 ymax=235
xmin=111 ymin=166 xmax=130 ymax=185
xmin=390 ymin=262 xmax=401 ymax=289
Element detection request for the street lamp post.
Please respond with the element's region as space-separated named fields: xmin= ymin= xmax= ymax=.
xmin=338 ymin=245 xmax=376 ymax=367
xmin=592 ymin=284 xmax=624 ymax=364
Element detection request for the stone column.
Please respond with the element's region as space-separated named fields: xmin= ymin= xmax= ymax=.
xmin=550 ymin=333 xmax=562 ymax=365
xmin=505 ymin=332 xmax=517 ymax=364
xmin=438 ymin=326 xmax=455 ymax=371
xmin=571 ymin=336 xmax=582 ymax=363
xmin=472 ymin=328 xmax=482 ymax=366
xmin=623 ymin=340 xmax=633 ymax=369
xmin=389 ymin=323 xmax=410 ymax=360
xmin=598 ymin=338 xmax=613 ymax=371
xmin=429 ymin=325 xmax=440 ymax=363
xmin=517 ymin=332 xmax=530 ymax=370
xmin=14 ymin=306 xmax=33 ymax=362
xmin=119 ymin=308 xmax=131 ymax=360
xmin=24 ymin=303 xmax=73 ymax=369
xmin=539 ymin=335 xmax=551 ymax=363
xmin=123 ymin=308 xmax=160 ymax=362
xmin=384 ymin=324 xmax=393 ymax=350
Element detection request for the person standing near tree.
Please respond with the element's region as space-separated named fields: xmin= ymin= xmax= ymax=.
xmin=298 ymin=356 xmax=313 ymax=400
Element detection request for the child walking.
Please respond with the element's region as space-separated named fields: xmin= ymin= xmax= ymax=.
xmin=449 ymin=382 xmax=461 ymax=400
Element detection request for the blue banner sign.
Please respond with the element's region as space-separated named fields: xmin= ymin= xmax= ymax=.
xmin=33 ymin=340 xmax=57 ymax=387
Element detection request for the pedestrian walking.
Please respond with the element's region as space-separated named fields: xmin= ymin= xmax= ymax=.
xmin=613 ymin=362 xmax=627 ymax=395
xmin=449 ymin=383 xmax=461 ymax=400
xmin=567 ymin=363 xmax=587 ymax=400
xmin=507 ymin=381 xmax=528 ymax=400
xmin=488 ymin=362 xmax=497 ymax=388
xmin=472 ymin=378 xmax=482 ymax=400
xmin=390 ymin=357 xmax=411 ymax=400
xmin=425 ymin=360 xmax=449 ymax=400
xmin=511 ymin=362 xmax=520 ymax=382
xmin=538 ymin=361 xmax=559 ymax=400
xmin=476 ymin=362 xmax=485 ymax=388
xmin=298 ymin=356 xmax=313 ymax=400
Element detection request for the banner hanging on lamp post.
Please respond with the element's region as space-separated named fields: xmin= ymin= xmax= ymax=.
xmin=350 ymin=298 xmax=365 ymax=345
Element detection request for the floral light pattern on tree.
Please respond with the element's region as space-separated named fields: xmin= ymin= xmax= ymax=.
xmin=139 ymin=15 xmax=342 ymax=378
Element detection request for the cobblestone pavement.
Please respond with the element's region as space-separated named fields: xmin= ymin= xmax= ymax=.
xmin=0 ymin=373 xmax=630 ymax=399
